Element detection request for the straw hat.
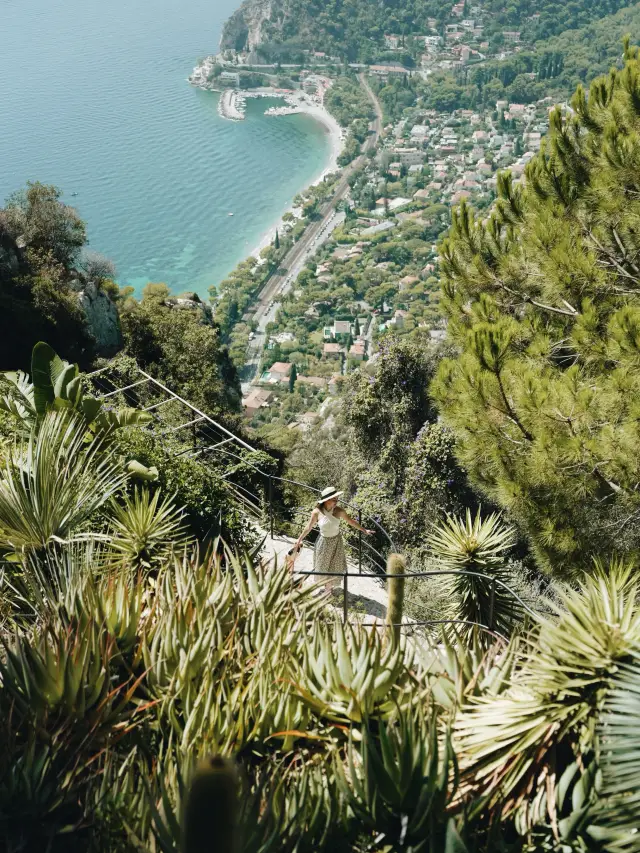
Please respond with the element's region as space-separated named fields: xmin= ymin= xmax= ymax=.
xmin=317 ymin=486 xmax=344 ymax=505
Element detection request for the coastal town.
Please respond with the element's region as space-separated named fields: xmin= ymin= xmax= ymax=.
xmin=186 ymin=1 xmax=560 ymax=440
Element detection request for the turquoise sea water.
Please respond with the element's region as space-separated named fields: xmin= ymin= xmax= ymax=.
xmin=0 ymin=0 xmax=331 ymax=297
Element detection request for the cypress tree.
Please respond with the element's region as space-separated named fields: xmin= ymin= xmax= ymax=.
xmin=433 ymin=42 xmax=640 ymax=579
xmin=288 ymin=362 xmax=297 ymax=393
xmin=274 ymin=229 xmax=280 ymax=250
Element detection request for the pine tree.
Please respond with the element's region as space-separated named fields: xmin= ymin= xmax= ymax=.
xmin=433 ymin=42 xmax=640 ymax=579
xmin=288 ymin=362 xmax=297 ymax=393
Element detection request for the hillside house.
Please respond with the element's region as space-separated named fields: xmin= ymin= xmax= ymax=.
xmin=296 ymin=376 xmax=327 ymax=388
xmin=323 ymin=343 xmax=345 ymax=359
xmin=265 ymin=362 xmax=291 ymax=384
xmin=349 ymin=342 xmax=366 ymax=361
xmin=333 ymin=319 xmax=352 ymax=336
xmin=399 ymin=275 xmax=420 ymax=291
xmin=242 ymin=388 xmax=272 ymax=418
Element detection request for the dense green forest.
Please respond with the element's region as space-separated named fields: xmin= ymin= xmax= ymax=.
xmin=223 ymin=0 xmax=631 ymax=61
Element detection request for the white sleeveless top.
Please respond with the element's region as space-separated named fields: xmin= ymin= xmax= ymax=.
xmin=317 ymin=507 xmax=340 ymax=538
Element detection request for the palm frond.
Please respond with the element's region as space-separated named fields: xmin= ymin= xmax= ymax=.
xmin=598 ymin=654 xmax=640 ymax=852
xmin=0 ymin=411 xmax=127 ymax=555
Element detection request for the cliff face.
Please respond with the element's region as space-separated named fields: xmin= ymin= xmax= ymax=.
xmin=220 ymin=0 xmax=317 ymax=52
xmin=221 ymin=0 xmax=274 ymax=51
xmin=74 ymin=281 xmax=123 ymax=357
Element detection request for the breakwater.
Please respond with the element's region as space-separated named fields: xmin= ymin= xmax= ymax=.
xmin=218 ymin=89 xmax=246 ymax=120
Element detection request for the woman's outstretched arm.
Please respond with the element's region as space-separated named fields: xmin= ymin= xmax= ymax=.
xmin=296 ymin=508 xmax=319 ymax=549
xmin=335 ymin=507 xmax=375 ymax=535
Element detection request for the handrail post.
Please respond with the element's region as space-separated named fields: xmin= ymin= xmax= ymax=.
xmin=489 ymin=578 xmax=496 ymax=632
xmin=343 ymin=570 xmax=348 ymax=624
xmin=268 ymin=475 xmax=274 ymax=539
xmin=358 ymin=510 xmax=362 ymax=574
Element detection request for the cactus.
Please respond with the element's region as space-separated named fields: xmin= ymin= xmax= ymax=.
xmin=182 ymin=756 xmax=240 ymax=853
xmin=385 ymin=553 xmax=406 ymax=645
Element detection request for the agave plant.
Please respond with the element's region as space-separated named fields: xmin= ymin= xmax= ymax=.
xmin=143 ymin=551 xmax=322 ymax=755
xmin=144 ymin=750 xmax=351 ymax=853
xmin=454 ymin=567 xmax=640 ymax=836
xmin=338 ymin=707 xmax=457 ymax=851
xmin=0 ymin=740 xmax=92 ymax=851
xmin=0 ymin=411 xmax=128 ymax=556
xmin=292 ymin=620 xmax=419 ymax=727
xmin=0 ymin=617 xmax=144 ymax=733
xmin=421 ymin=629 xmax=521 ymax=712
xmin=428 ymin=509 xmax=522 ymax=639
xmin=107 ymin=487 xmax=191 ymax=571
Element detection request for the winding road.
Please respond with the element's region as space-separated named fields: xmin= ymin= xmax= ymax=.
xmin=241 ymin=74 xmax=383 ymax=393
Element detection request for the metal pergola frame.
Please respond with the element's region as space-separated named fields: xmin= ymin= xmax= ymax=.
xmin=87 ymin=364 xmax=258 ymax=459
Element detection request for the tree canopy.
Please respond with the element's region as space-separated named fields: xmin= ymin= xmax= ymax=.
xmin=434 ymin=43 xmax=640 ymax=578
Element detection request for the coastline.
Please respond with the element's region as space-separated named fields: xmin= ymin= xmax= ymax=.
xmin=188 ymin=59 xmax=345 ymax=281
xmin=243 ymin=102 xmax=343 ymax=263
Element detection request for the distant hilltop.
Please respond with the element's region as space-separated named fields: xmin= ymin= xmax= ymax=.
xmin=220 ymin=0 xmax=632 ymax=63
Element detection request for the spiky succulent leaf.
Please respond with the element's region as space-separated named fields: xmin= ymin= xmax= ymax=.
xmin=598 ymin=655 xmax=640 ymax=852
xmin=428 ymin=509 xmax=521 ymax=639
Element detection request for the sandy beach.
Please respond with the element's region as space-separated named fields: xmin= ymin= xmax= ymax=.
xmin=241 ymin=99 xmax=344 ymax=263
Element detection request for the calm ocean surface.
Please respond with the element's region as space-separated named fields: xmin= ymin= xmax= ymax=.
xmin=0 ymin=0 xmax=331 ymax=297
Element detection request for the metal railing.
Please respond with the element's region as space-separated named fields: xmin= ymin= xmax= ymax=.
xmin=85 ymin=362 xmax=541 ymax=636
xmin=85 ymin=363 xmax=395 ymax=575
xmin=289 ymin=567 xmax=540 ymax=638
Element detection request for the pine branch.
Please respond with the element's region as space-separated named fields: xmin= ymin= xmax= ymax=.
xmin=494 ymin=370 xmax=534 ymax=442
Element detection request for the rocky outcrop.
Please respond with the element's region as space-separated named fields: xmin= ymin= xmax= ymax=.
xmin=165 ymin=295 xmax=215 ymax=326
xmin=220 ymin=0 xmax=274 ymax=51
xmin=74 ymin=281 xmax=122 ymax=356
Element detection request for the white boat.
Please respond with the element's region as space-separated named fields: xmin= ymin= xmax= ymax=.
xmin=228 ymin=212 xmax=234 ymax=216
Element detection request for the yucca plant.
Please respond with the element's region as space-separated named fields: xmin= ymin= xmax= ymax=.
xmin=108 ymin=487 xmax=191 ymax=571
xmin=454 ymin=566 xmax=640 ymax=837
xmin=428 ymin=509 xmax=521 ymax=640
xmin=0 ymin=411 xmax=127 ymax=557
xmin=339 ymin=707 xmax=457 ymax=852
xmin=598 ymin=654 xmax=640 ymax=852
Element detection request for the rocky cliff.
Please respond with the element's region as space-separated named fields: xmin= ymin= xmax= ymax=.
xmin=221 ymin=0 xmax=274 ymax=52
xmin=73 ymin=281 xmax=123 ymax=357
xmin=220 ymin=0 xmax=317 ymax=53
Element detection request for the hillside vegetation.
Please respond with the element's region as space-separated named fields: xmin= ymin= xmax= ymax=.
xmin=222 ymin=0 xmax=631 ymax=60
xmin=435 ymin=39 xmax=640 ymax=577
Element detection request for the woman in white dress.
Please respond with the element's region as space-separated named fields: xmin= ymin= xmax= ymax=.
xmin=293 ymin=486 xmax=374 ymax=590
